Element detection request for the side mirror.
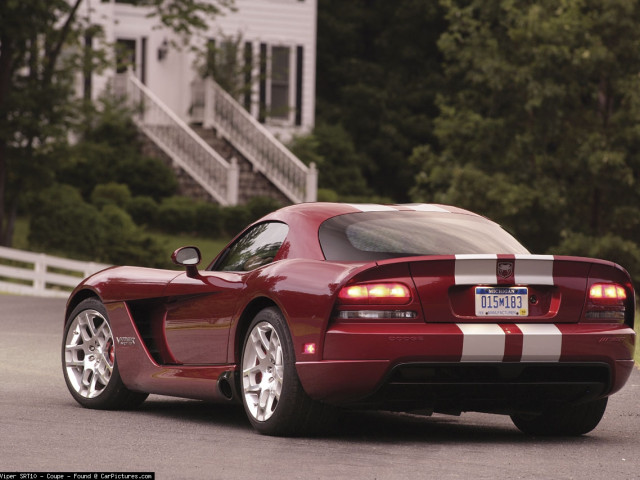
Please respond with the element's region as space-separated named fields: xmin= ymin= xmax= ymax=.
xmin=171 ymin=246 xmax=202 ymax=278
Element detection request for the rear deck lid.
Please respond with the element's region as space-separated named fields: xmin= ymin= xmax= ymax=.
xmin=409 ymin=254 xmax=589 ymax=323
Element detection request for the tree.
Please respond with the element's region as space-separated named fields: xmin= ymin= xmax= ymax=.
xmin=0 ymin=0 xmax=234 ymax=247
xmin=410 ymin=0 xmax=640 ymax=282
xmin=316 ymin=0 xmax=446 ymax=200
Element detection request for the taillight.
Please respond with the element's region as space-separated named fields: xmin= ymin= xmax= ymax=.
xmin=589 ymin=284 xmax=627 ymax=301
xmin=338 ymin=282 xmax=411 ymax=305
xmin=585 ymin=282 xmax=627 ymax=322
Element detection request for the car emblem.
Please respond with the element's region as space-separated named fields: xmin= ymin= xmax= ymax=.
xmin=497 ymin=262 xmax=513 ymax=279
xmin=116 ymin=336 xmax=136 ymax=346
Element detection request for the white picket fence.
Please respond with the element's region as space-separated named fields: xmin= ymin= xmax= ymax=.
xmin=0 ymin=246 xmax=110 ymax=299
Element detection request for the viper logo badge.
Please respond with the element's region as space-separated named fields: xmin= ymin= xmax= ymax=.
xmin=497 ymin=262 xmax=513 ymax=279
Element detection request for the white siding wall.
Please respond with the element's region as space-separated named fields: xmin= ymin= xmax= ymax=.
xmin=86 ymin=0 xmax=316 ymax=137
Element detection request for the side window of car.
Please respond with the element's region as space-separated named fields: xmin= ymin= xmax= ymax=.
xmin=214 ymin=222 xmax=289 ymax=272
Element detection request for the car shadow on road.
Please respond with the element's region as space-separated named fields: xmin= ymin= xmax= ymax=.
xmin=132 ymin=397 xmax=603 ymax=445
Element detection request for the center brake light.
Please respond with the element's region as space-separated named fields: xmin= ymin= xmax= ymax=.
xmin=338 ymin=283 xmax=411 ymax=305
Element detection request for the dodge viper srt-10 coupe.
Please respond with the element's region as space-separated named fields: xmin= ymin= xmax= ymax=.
xmin=62 ymin=203 xmax=636 ymax=436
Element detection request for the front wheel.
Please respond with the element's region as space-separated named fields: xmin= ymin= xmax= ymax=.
xmin=62 ymin=297 xmax=148 ymax=410
xmin=511 ymin=397 xmax=608 ymax=436
xmin=240 ymin=307 xmax=331 ymax=436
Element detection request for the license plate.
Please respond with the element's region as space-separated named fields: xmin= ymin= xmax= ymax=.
xmin=475 ymin=287 xmax=528 ymax=317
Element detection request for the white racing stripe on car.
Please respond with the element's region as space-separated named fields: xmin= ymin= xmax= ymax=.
xmin=455 ymin=254 xmax=498 ymax=285
xmin=457 ymin=323 xmax=563 ymax=363
xmin=455 ymin=254 xmax=556 ymax=286
xmin=403 ymin=204 xmax=450 ymax=212
xmin=517 ymin=323 xmax=562 ymax=361
xmin=514 ymin=254 xmax=555 ymax=285
xmin=346 ymin=204 xmax=398 ymax=212
xmin=457 ymin=323 xmax=505 ymax=362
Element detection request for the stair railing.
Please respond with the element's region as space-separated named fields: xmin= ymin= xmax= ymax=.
xmin=118 ymin=72 xmax=238 ymax=205
xmin=203 ymin=78 xmax=317 ymax=203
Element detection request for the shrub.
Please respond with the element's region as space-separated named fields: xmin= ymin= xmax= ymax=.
xmin=222 ymin=205 xmax=252 ymax=238
xmin=28 ymin=184 xmax=166 ymax=267
xmin=127 ymin=196 xmax=159 ymax=226
xmin=98 ymin=205 xmax=166 ymax=267
xmin=91 ymin=182 xmax=132 ymax=209
xmin=29 ymin=184 xmax=103 ymax=258
xmin=155 ymin=196 xmax=199 ymax=233
xmin=112 ymin=155 xmax=178 ymax=201
xmin=246 ymin=196 xmax=282 ymax=221
xmin=195 ymin=202 xmax=224 ymax=237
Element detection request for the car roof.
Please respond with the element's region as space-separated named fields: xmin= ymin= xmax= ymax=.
xmin=261 ymin=202 xmax=482 ymax=227
xmin=247 ymin=203 xmax=486 ymax=262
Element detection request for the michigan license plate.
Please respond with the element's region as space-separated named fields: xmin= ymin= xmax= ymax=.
xmin=475 ymin=287 xmax=528 ymax=317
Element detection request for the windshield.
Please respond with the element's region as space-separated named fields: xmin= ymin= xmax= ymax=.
xmin=319 ymin=212 xmax=529 ymax=261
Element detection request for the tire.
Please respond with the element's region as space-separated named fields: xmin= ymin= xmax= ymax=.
xmin=240 ymin=307 xmax=332 ymax=436
xmin=62 ymin=297 xmax=148 ymax=410
xmin=510 ymin=397 xmax=608 ymax=436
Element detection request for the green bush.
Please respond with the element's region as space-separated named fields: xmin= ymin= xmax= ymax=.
xmin=127 ymin=196 xmax=159 ymax=226
xmin=29 ymin=184 xmax=103 ymax=258
xmin=98 ymin=205 xmax=166 ymax=267
xmin=59 ymin=99 xmax=178 ymax=202
xmin=222 ymin=205 xmax=252 ymax=238
xmin=28 ymin=184 xmax=166 ymax=267
xmin=195 ymin=202 xmax=224 ymax=237
xmin=112 ymin=155 xmax=178 ymax=201
xmin=155 ymin=196 xmax=199 ymax=233
xmin=246 ymin=196 xmax=282 ymax=221
xmin=91 ymin=182 xmax=132 ymax=210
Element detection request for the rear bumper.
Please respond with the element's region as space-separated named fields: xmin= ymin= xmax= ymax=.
xmin=295 ymin=322 xmax=635 ymax=408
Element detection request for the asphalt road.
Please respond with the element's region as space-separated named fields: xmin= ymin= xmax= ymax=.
xmin=1 ymin=294 xmax=639 ymax=479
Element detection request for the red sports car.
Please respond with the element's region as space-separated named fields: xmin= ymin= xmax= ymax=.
xmin=62 ymin=203 xmax=636 ymax=436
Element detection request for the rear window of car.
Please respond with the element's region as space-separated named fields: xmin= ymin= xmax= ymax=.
xmin=318 ymin=212 xmax=529 ymax=261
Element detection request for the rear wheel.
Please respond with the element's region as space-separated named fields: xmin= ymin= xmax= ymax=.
xmin=62 ymin=298 xmax=148 ymax=410
xmin=240 ymin=307 xmax=331 ymax=436
xmin=511 ymin=397 xmax=608 ymax=436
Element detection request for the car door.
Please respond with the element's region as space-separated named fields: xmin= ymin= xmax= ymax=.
xmin=162 ymin=221 xmax=290 ymax=365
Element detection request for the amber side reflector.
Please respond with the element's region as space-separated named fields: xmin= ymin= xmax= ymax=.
xmin=338 ymin=283 xmax=411 ymax=305
xmin=302 ymin=343 xmax=316 ymax=355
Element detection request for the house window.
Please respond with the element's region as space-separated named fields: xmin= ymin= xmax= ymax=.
xmin=257 ymin=44 xmax=303 ymax=125
xmin=115 ymin=39 xmax=136 ymax=74
xmin=270 ymin=46 xmax=290 ymax=120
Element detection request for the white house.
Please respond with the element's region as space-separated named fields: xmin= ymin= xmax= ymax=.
xmin=85 ymin=0 xmax=317 ymax=137
xmin=81 ymin=0 xmax=318 ymax=205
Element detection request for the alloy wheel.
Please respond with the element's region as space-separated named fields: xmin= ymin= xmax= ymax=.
xmin=64 ymin=309 xmax=115 ymax=399
xmin=241 ymin=321 xmax=284 ymax=422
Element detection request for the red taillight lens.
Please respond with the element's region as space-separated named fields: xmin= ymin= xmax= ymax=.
xmin=338 ymin=282 xmax=411 ymax=305
xmin=589 ymin=283 xmax=627 ymax=302
xmin=585 ymin=282 xmax=627 ymax=322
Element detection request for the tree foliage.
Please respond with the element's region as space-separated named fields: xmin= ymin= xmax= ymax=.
xmin=410 ymin=0 xmax=640 ymax=283
xmin=0 ymin=0 xmax=233 ymax=247
xmin=316 ymin=0 xmax=446 ymax=200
